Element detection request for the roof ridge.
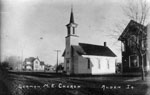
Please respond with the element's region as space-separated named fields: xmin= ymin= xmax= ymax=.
xmin=79 ymin=43 xmax=104 ymax=47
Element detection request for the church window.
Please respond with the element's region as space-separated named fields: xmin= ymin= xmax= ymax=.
xmin=67 ymin=28 xmax=70 ymax=35
xmin=73 ymin=28 xmax=75 ymax=34
xmin=87 ymin=58 xmax=90 ymax=69
xmin=107 ymin=59 xmax=109 ymax=69
xmin=66 ymin=59 xmax=70 ymax=70
xmin=97 ymin=58 xmax=100 ymax=69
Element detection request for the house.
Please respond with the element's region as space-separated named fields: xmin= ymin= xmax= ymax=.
xmin=62 ymin=9 xmax=117 ymax=75
xmin=44 ymin=64 xmax=52 ymax=71
xmin=23 ymin=57 xmax=45 ymax=71
xmin=23 ymin=57 xmax=35 ymax=71
xmin=56 ymin=62 xmax=64 ymax=72
xmin=118 ymin=20 xmax=150 ymax=73
xmin=33 ymin=58 xmax=45 ymax=71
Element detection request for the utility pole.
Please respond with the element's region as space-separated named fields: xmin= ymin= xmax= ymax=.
xmin=54 ymin=50 xmax=61 ymax=73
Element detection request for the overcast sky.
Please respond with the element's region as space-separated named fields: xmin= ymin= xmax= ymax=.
xmin=1 ymin=0 xmax=149 ymax=65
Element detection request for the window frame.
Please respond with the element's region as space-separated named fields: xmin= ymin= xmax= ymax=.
xmin=66 ymin=58 xmax=70 ymax=71
xmin=97 ymin=58 xmax=101 ymax=69
xmin=87 ymin=58 xmax=90 ymax=69
xmin=129 ymin=55 xmax=139 ymax=68
xmin=107 ymin=59 xmax=110 ymax=69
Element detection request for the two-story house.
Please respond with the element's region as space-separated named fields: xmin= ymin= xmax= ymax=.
xmin=23 ymin=57 xmax=45 ymax=71
xmin=118 ymin=20 xmax=150 ymax=73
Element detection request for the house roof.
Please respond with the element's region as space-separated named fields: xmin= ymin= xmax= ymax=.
xmin=118 ymin=20 xmax=146 ymax=41
xmin=24 ymin=57 xmax=35 ymax=62
xmin=24 ymin=57 xmax=43 ymax=64
xmin=62 ymin=43 xmax=116 ymax=57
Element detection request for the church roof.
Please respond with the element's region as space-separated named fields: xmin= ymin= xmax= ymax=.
xmin=62 ymin=43 xmax=116 ymax=57
xmin=72 ymin=45 xmax=86 ymax=55
xmin=79 ymin=43 xmax=116 ymax=57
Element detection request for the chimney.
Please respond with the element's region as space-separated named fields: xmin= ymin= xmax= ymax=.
xmin=104 ymin=42 xmax=106 ymax=47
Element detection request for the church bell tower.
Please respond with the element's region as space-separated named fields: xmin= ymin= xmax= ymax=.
xmin=65 ymin=8 xmax=79 ymax=47
xmin=65 ymin=8 xmax=79 ymax=75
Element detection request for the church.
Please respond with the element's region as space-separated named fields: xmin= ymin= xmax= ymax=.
xmin=62 ymin=9 xmax=117 ymax=75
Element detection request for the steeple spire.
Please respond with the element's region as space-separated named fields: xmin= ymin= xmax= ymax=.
xmin=70 ymin=6 xmax=74 ymax=23
xmin=66 ymin=6 xmax=78 ymax=36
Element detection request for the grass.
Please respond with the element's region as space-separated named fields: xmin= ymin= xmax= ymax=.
xmin=1 ymin=69 xmax=150 ymax=95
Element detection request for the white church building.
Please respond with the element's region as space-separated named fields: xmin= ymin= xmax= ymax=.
xmin=62 ymin=9 xmax=117 ymax=75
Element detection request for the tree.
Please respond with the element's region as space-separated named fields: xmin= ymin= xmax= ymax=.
xmin=112 ymin=0 xmax=150 ymax=80
xmin=122 ymin=0 xmax=150 ymax=25
xmin=132 ymin=25 xmax=147 ymax=80
xmin=123 ymin=0 xmax=150 ymax=80
xmin=112 ymin=0 xmax=150 ymax=39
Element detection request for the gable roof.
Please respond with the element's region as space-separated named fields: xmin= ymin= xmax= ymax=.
xmin=24 ymin=57 xmax=42 ymax=63
xmin=62 ymin=43 xmax=116 ymax=57
xmin=118 ymin=20 xmax=146 ymax=41
xmin=79 ymin=43 xmax=116 ymax=57
xmin=24 ymin=57 xmax=35 ymax=62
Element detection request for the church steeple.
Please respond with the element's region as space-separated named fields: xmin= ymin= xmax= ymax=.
xmin=70 ymin=8 xmax=74 ymax=23
xmin=66 ymin=7 xmax=78 ymax=36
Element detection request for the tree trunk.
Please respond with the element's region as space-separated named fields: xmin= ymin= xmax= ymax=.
xmin=141 ymin=55 xmax=145 ymax=80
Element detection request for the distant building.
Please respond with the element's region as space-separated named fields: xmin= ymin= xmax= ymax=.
xmin=23 ymin=57 xmax=35 ymax=71
xmin=23 ymin=57 xmax=45 ymax=71
xmin=62 ymin=9 xmax=116 ymax=75
xmin=118 ymin=20 xmax=150 ymax=73
xmin=44 ymin=64 xmax=53 ymax=71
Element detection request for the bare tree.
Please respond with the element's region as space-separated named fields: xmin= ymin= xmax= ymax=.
xmin=131 ymin=25 xmax=147 ymax=80
xmin=123 ymin=0 xmax=150 ymax=25
xmin=112 ymin=0 xmax=150 ymax=38
xmin=123 ymin=0 xmax=150 ymax=80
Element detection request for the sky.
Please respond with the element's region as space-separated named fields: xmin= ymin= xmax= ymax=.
xmin=1 ymin=0 xmax=150 ymax=66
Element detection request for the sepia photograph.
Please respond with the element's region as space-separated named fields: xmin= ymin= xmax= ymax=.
xmin=0 ymin=0 xmax=150 ymax=95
